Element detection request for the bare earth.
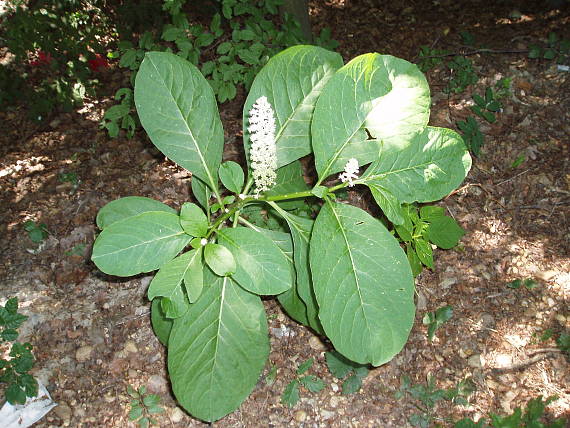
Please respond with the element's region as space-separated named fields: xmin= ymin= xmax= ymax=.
xmin=0 ymin=1 xmax=569 ymax=426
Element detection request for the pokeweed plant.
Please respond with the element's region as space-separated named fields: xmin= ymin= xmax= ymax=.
xmin=91 ymin=45 xmax=472 ymax=422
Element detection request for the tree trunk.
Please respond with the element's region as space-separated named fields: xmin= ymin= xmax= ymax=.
xmin=280 ymin=0 xmax=312 ymax=42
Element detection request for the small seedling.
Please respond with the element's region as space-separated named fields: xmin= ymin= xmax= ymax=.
xmin=460 ymin=31 xmax=476 ymax=47
xmin=453 ymin=395 xmax=567 ymax=428
xmin=281 ymin=358 xmax=326 ymax=408
xmin=510 ymin=154 xmax=526 ymax=168
xmin=65 ymin=243 xmax=87 ymax=257
xmin=556 ymin=331 xmax=569 ymax=357
xmin=396 ymin=205 xmax=465 ymax=277
xmin=494 ymin=77 xmax=512 ymax=99
xmin=506 ymin=278 xmax=538 ymax=290
xmin=417 ymin=45 xmax=449 ymax=73
xmin=325 ymin=350 xmax=369 ymax=395
xmin=127 ymin=384 xmax=165 ymax=427
xmin=445 ymin=56 xmax=478 ymax=94
xmin=471 ymin=88 xmax=502 ymax=123
xmin=265 ymin=364 xmax=277 ymax=386
xmin=423 ymin=305 xmax=453 ymax=341
xmin=529 ymin=32 xmax=570 ymax=64
xmin=23 ymin=220 xmax=48 ymax=243
xmin=0 ymin=297 xmax=39 ymax=405
xmin=396 ymin=375 xmax=475 ymax=428
xmin=457 ymin=117 xmax=484 ymax=156
xmin=58 ymin=171 xmax=80 ymax=191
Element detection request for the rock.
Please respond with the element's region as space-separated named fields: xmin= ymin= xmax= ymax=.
xmin=439 ymin=277 xmax=457 ymax=289
xmin=480 ymin=313 xmax=495 ymax=328
xmin=416 ymin=290 xmax=428 ymax=311
xmin=495 ymin=353 xmax=512 ymax=368
xmin=124 ymin=340 xmax=138 ymax=354
xmin=331 ymin=382 xmax=339 ymax=393
xmin=330 ymin=396 xmax=339 ymax=408
xmin=294 ymin=410 xmax=307 ymax=422
xmin=321 ymin=409 xmax=335 ymax=420
xmin=75 ymin=345 xmax=93 ymax=362
xmin=537 ymin=270 xmax=557 ymax=281
xmin=467 ymin=354 xmax=482 ymax=368
xmin=54 ymin=402 xmax=72 ymax=426
xmin=147 ymin=374 xmax=169 ymax=394
xmin=501 ymin=390 xmax=517 ymax=413
xmin=308 ymin=335 xmax=327 ymax=351
xmin=169 ymin=407 xmax=185 ymax=423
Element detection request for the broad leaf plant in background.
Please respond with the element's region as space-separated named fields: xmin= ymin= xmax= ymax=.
xmin=91 ymin=45 xmax=472 ymax=422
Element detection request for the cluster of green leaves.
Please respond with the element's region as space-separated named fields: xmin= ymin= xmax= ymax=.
xmin=325 ymin=350 xmax=369 ymax=395
xmin=446 ymin=56 xmax=478 ymax=94
xmin=127 ymin=385 xmax=165 ymax=427
xmin=23 ymin=220 xmax=48 ymax=244
xmin=507 ymin=278 xmax=539 ymax=290
xmin=0 ymin=298 xmax=38 ymax=405
xmin=457 ymin=117 xmax=484 ymax=156
xmin=396 ymin=375 xmax=475 ymax=428
xmin=394 ymin=205 xmax=465 ymax=277
xmin=281 ymin=358 xmax=326 ymax=407
xmin=104 ymin=0 xmax=337 ymax=137
xmin=91 ymin=45 xmax=471 ymax=421
xmin=471 ymin=88 xmax=502 ymax=123
xmin=423 ymin=305 xmax=453 ymax=341
xmin=453 ymin=396 xmax=567 ymax=428
xmin=529 ymin=32 xmax=570 ymax=64
xmin=417 ymin=45 xmax=448 ymax=73
xmin=0 ymin=0 xmax=110 ymax=119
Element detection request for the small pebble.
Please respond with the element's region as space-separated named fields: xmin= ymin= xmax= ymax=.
xmin=54 ymin=402 xmax=72 ymax=426
xmin=170 ymin=407 xmax=185 ymax=423
xmin=294 ymin=410 xmax=307 ymax=422
xmin=124 ymin=340 xmax=138 ymax=353
xmin=308 ymin=335 xmax=327 ymax=351
xmin=467 ymin=354 xmax=482 ymax=368
xmin=75 ymin=345 xmax=93 ymax=362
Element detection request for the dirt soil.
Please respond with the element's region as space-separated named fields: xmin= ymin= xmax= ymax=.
xmin=1 ymin=0 xmax=569 ymax=427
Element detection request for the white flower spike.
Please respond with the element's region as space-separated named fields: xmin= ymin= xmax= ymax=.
xmin=339 ymin=158 xmax=360 ymax=187
xmin=248 ymin=96 xmax=277 ymax=193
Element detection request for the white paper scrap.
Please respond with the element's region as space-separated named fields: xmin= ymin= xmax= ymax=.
xmin=0 ymin=381 xmax=57 ymax=428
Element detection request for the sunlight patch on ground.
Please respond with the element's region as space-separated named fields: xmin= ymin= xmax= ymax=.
xmin=0 ymin=156 xmax=50 ymax=178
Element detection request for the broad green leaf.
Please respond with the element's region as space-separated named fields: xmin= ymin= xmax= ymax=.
xmin=367 ymin=183 xmax=405 ymax=225
xmin=148 ymin=249 xmax=203 ymax=317
xmin=247 ymin=225 xmax=308 ymax=323
xmin=96 ymin=197 xmax=176 ymax=229
xmin=243 ymin=45 xmax=343 ymax=169
xmin=419 ymin=205 xmax=445 ymax=221
xmin=276 ymin=209 xmax=324 ymax=334
xmin=218 ymin=227 xmax=292 ymax=295
xmin=135 ymin=52 xmax=223 ymax=191
xmin=296 ymin=358 xmax=314 ymax=375
xmin=219 ymin=161 xmax=245 ymax=194
xmin=414 ymin=238 xmax=433 ymax=269
xmin=179 ymin=202 xmax=208 ymax=237
xmin=92 ymin=212 xmax=191 ymax=277
xmin=266 ymin=160 xmax=308 ymax=195
xmin=309 ymin=201 xmax=415 ymax=366
xmin=191 ymin=177 xmax=211 ymax=212
xmin=362 ymin=127 xmax=472 ymax=203
xmin=204 ymin=243 xmax=236 ymax=276
xmin=406 ymin=244 xmax=423 ymax=277
xmin=312 ymin=54 xmax=430 ymax=181
xmin=426 ymin=216 xmax=465 ymax=249
xmin=168 ymin=271 xmax=269 ymax=422
xmin=342 ymin=373 xmax=364 ymax=395
xmin=184 ymin=249 xmax=204 ymax=303
xmin=150 ymin=298 xmax=173 ymax=346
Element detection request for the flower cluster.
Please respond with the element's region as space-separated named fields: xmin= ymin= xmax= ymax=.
xmin=248 ymin=96 xmax=277 ymax=193
xmin=339 ymin=158 xmax=359 ymax=187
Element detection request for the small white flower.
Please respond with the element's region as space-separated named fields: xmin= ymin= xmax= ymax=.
xmin=339 ymin=158 xmax=359 ymax=187
xmin=200 ymin=238 xmax=208 ymax=246
xmin=248 ymin=96 xmax=277 ymax=193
